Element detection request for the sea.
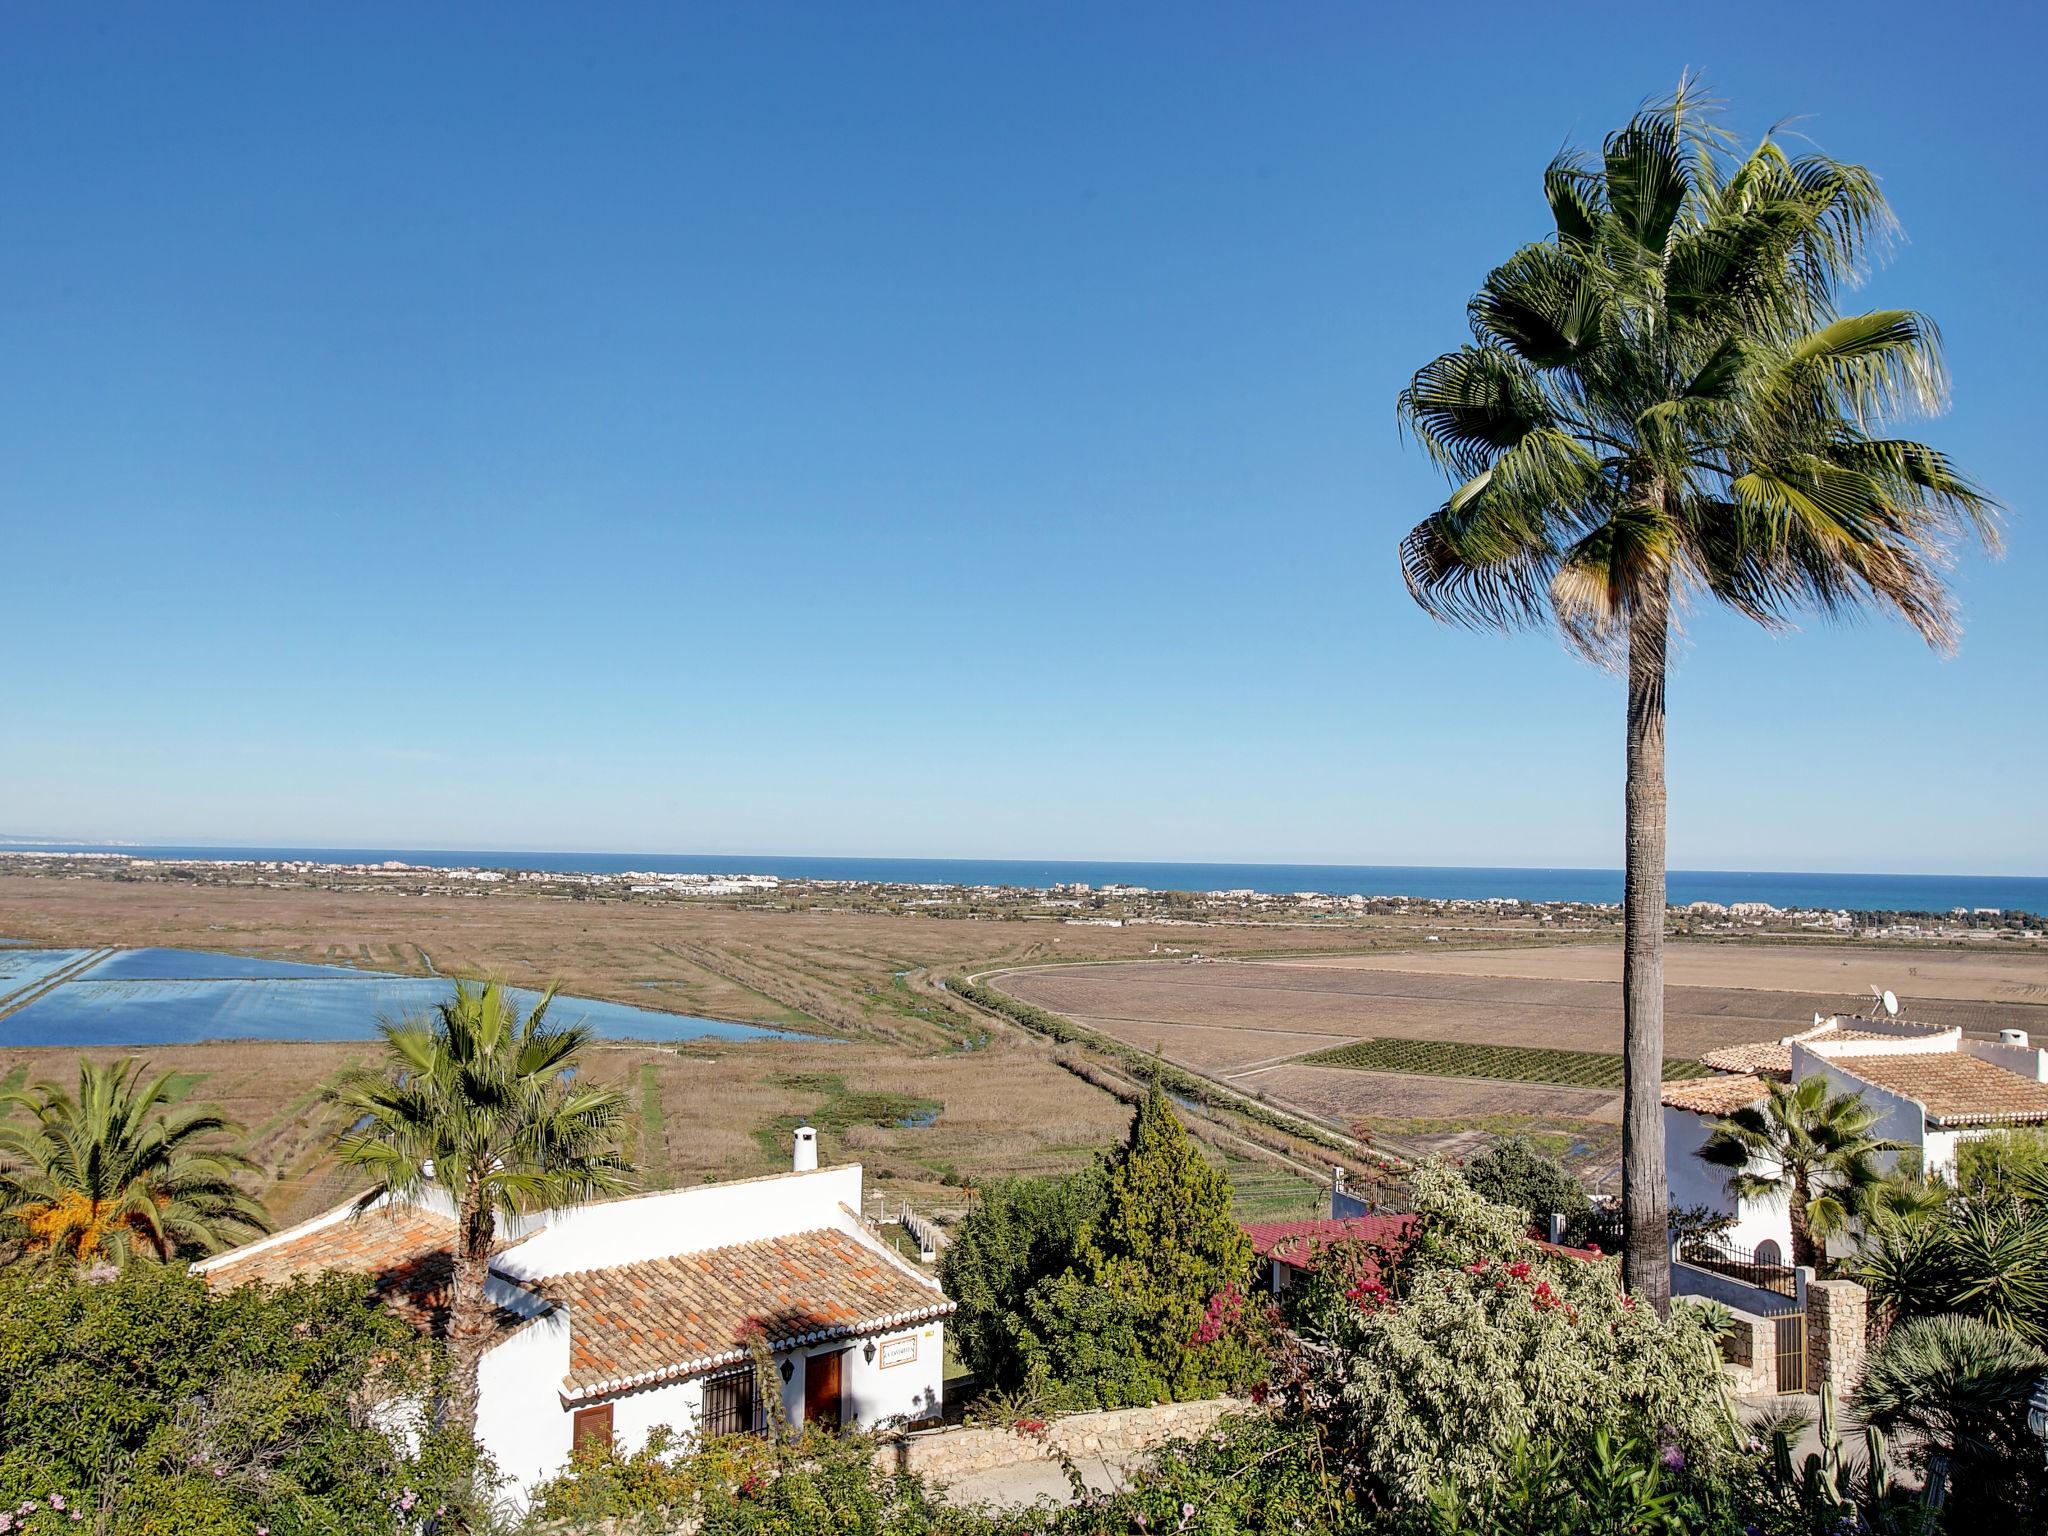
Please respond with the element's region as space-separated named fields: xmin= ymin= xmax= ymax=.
xmin=5 ymin=843 xmax=2044 ymax=916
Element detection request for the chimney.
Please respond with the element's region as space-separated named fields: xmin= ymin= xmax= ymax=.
xmin=2001 ymin=1029 xmax=2031 ymax=1048
xmin=792 ymin=1126 xmax=818 ymax=1172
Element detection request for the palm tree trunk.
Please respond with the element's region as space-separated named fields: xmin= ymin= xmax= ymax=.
xmin=1621 ymin=578 xmax=1673 ymax=1315
xmin=1787 ymin=1189 xmax=1818 ymax=1273
xmin=445 ymin=1191 xmax=494 ymax=1432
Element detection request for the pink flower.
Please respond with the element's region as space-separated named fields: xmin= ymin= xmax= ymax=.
xmin=48 ymin=1496 xmax=64 ymax=1511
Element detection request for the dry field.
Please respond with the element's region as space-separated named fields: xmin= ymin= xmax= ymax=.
xmin=0 ymin=874 xmax=1556 ymax=1035
xmin=1281 ymin=942 xmax=2048 ymax=1011
xmin=0 ymin=1030 xmax=1135 ymax=1229
xmin=0 ymin=875 xmax=1478 ymax=1225
xmin=994 ymin=940 xmax=2048 ymax=1173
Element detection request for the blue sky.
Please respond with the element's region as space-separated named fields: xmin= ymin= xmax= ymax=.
xmin=4 ymin=3 xmax=2041 ymax=873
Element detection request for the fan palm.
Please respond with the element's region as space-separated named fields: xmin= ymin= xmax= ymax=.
xmin=1397 ymin=82 xmax=1998 ymax=1310
xmin=330 ymin=979 xmax=632 ymax=1429
xmin=0 ymin=1057 xmax=269 ymax=1265
xmin=1856 ymin=1314 xmax=2048 ymax=1510
xmin=1699 ymin=1075 xmax=1903 ymax=1270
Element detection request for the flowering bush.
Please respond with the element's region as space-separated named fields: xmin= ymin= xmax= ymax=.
xmin=0 ymin=1493 xmax=88 ymax=1532
xmin=1272 ymin=1161 xmax=1733 ymax=1511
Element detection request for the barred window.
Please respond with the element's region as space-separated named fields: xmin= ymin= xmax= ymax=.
xmin=701 ymin=1370 xmax=756 ymax=1439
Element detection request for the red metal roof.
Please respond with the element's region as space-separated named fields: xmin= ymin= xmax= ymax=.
xmin=1242 ymin=1215 xmax=1413 ymax=1271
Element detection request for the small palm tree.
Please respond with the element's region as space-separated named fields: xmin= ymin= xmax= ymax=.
xmin=0 ymin=1057 xmax=269 ymax=1265
xmin=330 ymin=979 xmax=631 ymax=1429
xmin=1856 ymin=1313 xmax=2048 ymax=1518
xmin=1699 ymin=1075 xmax=1902 ymax=1269
xmin=1396 ymin=82 xmax=1997 ymax=1310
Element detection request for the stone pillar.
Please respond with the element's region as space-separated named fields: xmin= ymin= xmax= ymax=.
xmin=1807 ymin=1279 xmax=1868 ymax=1401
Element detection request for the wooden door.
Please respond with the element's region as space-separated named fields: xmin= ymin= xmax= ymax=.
xmin=803 ymin=1348 xmax=843 ymax=1430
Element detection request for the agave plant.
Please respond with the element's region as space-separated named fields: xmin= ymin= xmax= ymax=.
xmin=0 ymin=1057 xmax=269 ymax=1265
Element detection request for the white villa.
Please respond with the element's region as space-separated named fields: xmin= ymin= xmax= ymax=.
xmin=195 ymin=1131 xmax=953 ymax=1500
xmin=1664 ymin=1014 xmax=2048 ymax=1261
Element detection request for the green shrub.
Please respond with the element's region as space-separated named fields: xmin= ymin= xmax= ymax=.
xmin=0 ymin=1264 xmax=478 ymax=1535
xmin=1461 ymin=1136 xmax=1590 ymax=1224
xmin=1014 ymin=1089 xmax=1266 ymax=1409
xmin=941 ymin=1168 xmax=1104 ymax=1389
xmin=1274 ymin=1162 xmax=1734 ymax=1511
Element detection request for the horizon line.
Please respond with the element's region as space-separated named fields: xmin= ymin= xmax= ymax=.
xmin=1 ymin=838 xmax=2041 ymax=884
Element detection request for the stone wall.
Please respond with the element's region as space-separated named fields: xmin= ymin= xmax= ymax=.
xmin=879 ymin=1397 xmax=1248 ymax=1484
xmin=1717 ymin=1306 xmax=1778 ymax=1397
xmin=1807 ymin=1279 xmax=1868 ymax=1401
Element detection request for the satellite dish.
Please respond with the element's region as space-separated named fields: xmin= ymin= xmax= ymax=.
xmin=1813 ymin=1012 xmax=1827 ymax=1029
xmin=1882 ymin=990 xmax=1899 ymax=1017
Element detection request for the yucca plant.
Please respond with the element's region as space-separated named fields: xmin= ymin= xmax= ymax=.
xmin=1860 ymin=1200 xmax=2048 ymax=1344
xmin=1699 ymin=1074 xmax=1903 ymax=1270
xmin=1397 ymin=81 xmax=1998 ymax=1310
xmin=330 ymin=979 xmax=632 ymax=1428
xmin=0 ymin=1056 xmax=269 ymax=1265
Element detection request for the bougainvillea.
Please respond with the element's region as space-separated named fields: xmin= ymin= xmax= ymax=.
xmin=1272 ymin=1161 xmax=1733 ymax=1509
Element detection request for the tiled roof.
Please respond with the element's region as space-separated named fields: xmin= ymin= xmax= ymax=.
xmin=1242 ymin=1215 xmax=1412 ymax=1270
xmin=1699 ymin=1027 xmax=1901 ymax=1080
xmin=1698 ymin=1041 xmax=1797 ymax=1078
xmin=1661 ymin=1074 xmax=1770 ymax=1116
xmin=199 ymin=1203 xmax=524 ymax=1337
xmin=1828 ymin=1052 xmax=2048 ymax=1128
xmin=545 ymin=1228 xmax=953 ymax=1401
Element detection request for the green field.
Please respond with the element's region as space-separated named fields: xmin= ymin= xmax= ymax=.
xmin=1298 ymin=1037 xmax=1716 ymax=1089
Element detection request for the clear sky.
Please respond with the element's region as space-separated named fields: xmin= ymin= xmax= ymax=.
xmin=4 ymin=3 xmax=2041 ymax=873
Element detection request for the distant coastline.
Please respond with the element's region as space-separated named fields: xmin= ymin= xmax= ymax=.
xmin=4 ymin=842 xmax=2043 ymax=917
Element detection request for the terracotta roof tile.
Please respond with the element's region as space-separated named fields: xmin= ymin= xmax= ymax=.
xmin=1661 ymin=1074 xmax=1770 ymax=1116
xmin=1699 ymin=1026 xmax=1902 ymax=1080
xmin=1828 ymin=1053 xmax=2048 ymax=1127
xmin=199 ymin=1204 xmax=530 ymax=1338
xmin=546 ymin=1228 xmax=952 ymax=1399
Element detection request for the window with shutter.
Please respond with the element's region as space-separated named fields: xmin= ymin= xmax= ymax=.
xmin=571 ymin=1403 xmax=614 ymax=1456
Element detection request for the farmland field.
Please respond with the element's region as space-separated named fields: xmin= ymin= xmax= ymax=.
xmin=993 ymin=941 xmax=2048 ymax=1174
xmin=1297 ymin=1037 xmax=1717 ymax=1088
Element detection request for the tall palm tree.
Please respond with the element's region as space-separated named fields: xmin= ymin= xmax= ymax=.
xmin=330 ymin=979 xmax=631 ymax=1429
xmin=0 ymin=1057 xmax=269 ymax=1265
xmin=1395 ymin=83 xmax=1998 ymax=1309
xmin=1699 ymin=1075 xmax=1902 ymax=1270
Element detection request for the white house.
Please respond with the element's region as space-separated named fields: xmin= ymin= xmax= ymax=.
xmin=195 ymin=1133 xmax=953 ymax=1501
xmin=1664 ymin=1014 xmax=2048 ymax=1262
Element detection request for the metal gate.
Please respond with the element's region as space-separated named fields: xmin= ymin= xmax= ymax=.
xmin=1769 ymin=1309 xmax=1808 ymax=1394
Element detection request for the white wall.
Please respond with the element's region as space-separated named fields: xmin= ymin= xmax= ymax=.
xmin=475 ymin=1304 xmax=574 ymax=1500
xmin=1664 ymin=1106 xmax=1791 ymax=1254
xmin=609 ymin=1374 xmax=707 ymax=1454
xmin=1961 ymin=1039 xmax=2048 ymax=1081
xmin=843 ymin=1321 xmax=946 ymax=1430
xmin=1792 ymin=1045 xmax=1931 ymax=1173
xmin=494 ymin=1164 xmax=865 ymax=1282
